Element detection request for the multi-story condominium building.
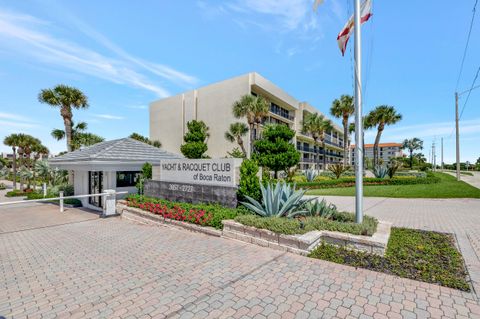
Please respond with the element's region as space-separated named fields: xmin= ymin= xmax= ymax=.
xmin=349 ymin=143 xmax=404 ymax=166
xmin=150 ymin=72 xmax=346 ymax=169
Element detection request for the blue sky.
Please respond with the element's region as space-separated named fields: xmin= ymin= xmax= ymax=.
xmin=0 ymin=0 xmax=479 ymax=164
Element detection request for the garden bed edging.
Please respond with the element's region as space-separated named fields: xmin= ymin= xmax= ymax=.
xmin=222 ymin=220 xmax=391 ymax=256
xmin=116 ymin=201 xmax=391 ymax=256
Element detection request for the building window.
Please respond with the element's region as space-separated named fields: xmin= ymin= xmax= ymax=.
xmin=116 ymin=171 xmax=141 ymax=187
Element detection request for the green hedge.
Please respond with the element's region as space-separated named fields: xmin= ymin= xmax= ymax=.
xmin=234 ymin=211 xmax=378 ymax=236
xmin=309 ymin=228 xmax=470 ymax=291
xmin=126 ymin=194 xmax=247 ymax=229
xmin=5 ymin=189 xmax=33 ymax=197
xmin=296 ymin=172 xmax=440 ymax=189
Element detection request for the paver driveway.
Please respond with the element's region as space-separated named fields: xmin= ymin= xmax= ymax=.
xmin=1 ymin=204 xmax=479 ymax=318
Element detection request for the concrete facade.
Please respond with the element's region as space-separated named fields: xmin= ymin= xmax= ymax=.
xmin=150 ymin=72 xmax=346 ymax=170
xmin=350 ymin=143 xmax=404 ymax=166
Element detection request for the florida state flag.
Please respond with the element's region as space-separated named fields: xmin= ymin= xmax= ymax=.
xmin=337 ymin=0 xmax=372 ymax=56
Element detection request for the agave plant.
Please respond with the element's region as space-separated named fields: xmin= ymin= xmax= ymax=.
xmin=327 ymin=163 xmax=350 ymax=179
xmin=304 ymin=199 xmax=338 ymax=219
xmin=241 ymin=181 xmax=312 ymax=218
xmin=304 ymin=169 xmax=318 ymax=182
xmin=372 ymin=165 xmax=388 ymax=178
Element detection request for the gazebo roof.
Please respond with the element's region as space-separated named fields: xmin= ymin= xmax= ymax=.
xmin=49 ymin=138 xmax=182 ymax=164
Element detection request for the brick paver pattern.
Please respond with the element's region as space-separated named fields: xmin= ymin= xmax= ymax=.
xmin=316 ymin=195 xmax=480 ymax=295
xmin=1 ymin=205 xmax=480 ymax=318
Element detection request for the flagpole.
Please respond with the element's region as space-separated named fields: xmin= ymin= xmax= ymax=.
xmin=353 ymin=0 xmax=364 ymax=224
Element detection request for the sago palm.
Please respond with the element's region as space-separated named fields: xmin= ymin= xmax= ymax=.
xmin=366 ymin=105 xmax=402 ymax=167
xmin=402 ymin=137 xmax=423 ymax=168
xmin=3 ymin=133 xmax=22 ymax=190
xmin=330 ymin=95 xmax=354 ymax=166
xmin=225 ymin=122 xmax=249 ymax=157
xmin=39 ymin=84 xmax=89 ymax=153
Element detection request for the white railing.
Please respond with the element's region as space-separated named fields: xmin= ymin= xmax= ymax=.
xmin=0 ymin=189 xmax=128 ymax=217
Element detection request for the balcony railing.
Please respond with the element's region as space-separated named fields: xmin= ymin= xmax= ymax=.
xmin=297 ymin=146 xmax=344 ymax=158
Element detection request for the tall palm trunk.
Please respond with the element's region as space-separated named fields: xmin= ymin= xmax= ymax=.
xmin=237 ymin=137 xmax=247 ymax=157
xmin=342 ymin=116 xmax=348 ymax=166
xmin=11 ymin=147 xmax=17 ymax=190
xmin=249 ymin=122 xmax=255 ymax=158
xmin=18 ymin=150 xmax=24 ymax=191
xmin=322 ymin=140 xmax=327 ymax=170
xmin=61 ymin=110 xmax=74 ymax=184
xmin=373 ymin=126 xmax=384 ymax=167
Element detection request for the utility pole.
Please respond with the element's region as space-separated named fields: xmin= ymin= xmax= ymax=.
xmin=455 ymin=92 xmax=460 ymax=181
xmin=441 ymin=137 xmax=444 ymax=171
xmin=353 ymin=0 xmax=363 ymax=224
xmin=433 ymin=141 xmax=436 ymax=171
xmin=431 ymin=143 xmax=435 ymax=171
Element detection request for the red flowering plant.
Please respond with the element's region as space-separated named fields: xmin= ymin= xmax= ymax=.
xmin=125 ymin=195 xmax=218 ymax=227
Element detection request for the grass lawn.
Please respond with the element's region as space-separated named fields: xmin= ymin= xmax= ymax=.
xmin=309 ymin=228 xmax=470 ymax=291
xmin=306 ymin=172 xmax=480 ymax=198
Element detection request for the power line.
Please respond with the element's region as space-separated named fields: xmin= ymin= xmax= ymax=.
xmin=455 ymin=0 xmax=478 ymax=91
xmin=459 ymin=66 xmax=480 ymax=120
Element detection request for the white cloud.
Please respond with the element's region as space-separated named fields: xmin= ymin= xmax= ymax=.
xmin=0 ymin=112 xmax=35 ymax=123
xmin=0 ymin=8 xmax=198 ymax=97
xmin=58 ymin=9 xmax=198 ymax=87
xmin=93 ymin=114 xmax=125 ymax=120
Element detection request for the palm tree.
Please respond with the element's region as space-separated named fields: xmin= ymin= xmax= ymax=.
xmin=365 ymin=105 xmax=402 ymax=167
xmin=39 ymin=85 xmax=89 ymax=153
xmin=330 ymin=95 xmax=354 ymax=166
xmin=301 ymin=113 xmax=322 ymax=169
xmin=302 ymin=113 xmax=333 ymax=170
xmin=319 ymin=119 xmax=334 ymax=170
xmin=31 ymin=143 xmax=49 ymax=188
xmin=17 ymin=135 xmax=41 ymax=190
xmin=225 ymin=122 xmax=249 ymax=157
xmin=52 ymin=122 xmax=104 ymax=150
xmin=35 ymin=160 xmax=51 ymax=185
xmin=129 ymin=133 xmax=162 ymax=148
xmin=232 ymin=94 xmax=269 ymax=156
xmin=3 ymin=133 xmax=22 ymax=189
xmin=402 ymin=138 xmax=423 ymax=168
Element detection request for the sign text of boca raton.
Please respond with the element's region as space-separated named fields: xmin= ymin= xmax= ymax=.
xmin=158 ymin=158 xmax=241 ymax=187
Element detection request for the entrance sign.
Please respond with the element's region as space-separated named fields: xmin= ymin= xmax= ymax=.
xmin=157 ymin=158 xmax=242 ymax=187
xmin=147 ymin=158 xmax=243 ymax=208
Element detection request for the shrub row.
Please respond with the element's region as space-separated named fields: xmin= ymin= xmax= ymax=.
xmin=296 ymin=173 xmax=440 ymax=189
xmin=309 ymin=228 xmax=470 ymax=291
xmin=125 ymin=194 xmax=245 ymax=229
xmin=5 ymin=189 xmax=33 ymax=197
xmin=234 ymin=211 xmax=378 ymax=236
xmin=25 ymin=191 xmax=82 ymax=207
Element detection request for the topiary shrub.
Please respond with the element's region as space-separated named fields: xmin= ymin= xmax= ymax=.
xmin=291 ymin=175 xmax=307 ymax=183
xmin=237 ymin=159 xmax=261 ymax=202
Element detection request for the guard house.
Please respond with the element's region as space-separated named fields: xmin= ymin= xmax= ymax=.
xmin=49 ymin=138 xmax=182 ymax=210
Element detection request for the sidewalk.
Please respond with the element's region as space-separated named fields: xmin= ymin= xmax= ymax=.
xmin=446 ymin=171 xmax=480 ymax=189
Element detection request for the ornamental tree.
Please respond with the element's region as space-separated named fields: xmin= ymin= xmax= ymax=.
xmin=180 ymin=120 xmax=209 ymax=159
xmin=253 ymin=124 xmax=300 ymax=178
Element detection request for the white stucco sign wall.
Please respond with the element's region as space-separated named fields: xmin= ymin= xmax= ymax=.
xmin=155 ymin=158 xmax=242 ymax=187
